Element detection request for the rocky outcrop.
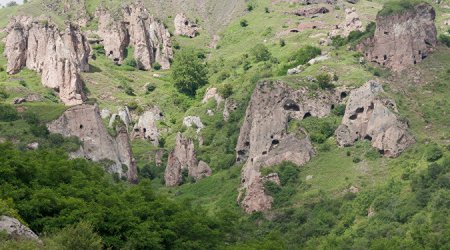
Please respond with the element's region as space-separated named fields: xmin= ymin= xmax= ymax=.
xmin=335 ymin=81 xmax=415 ymax=157
xmin=183 ymin=116 xmax=204 ymax=133
xmin=174 ymin=13 xmax=199 ymax=38
xmin=0 ymin=216 xmax=40 ymax=242
xmin=131 ymin=107 xmax=163 ymax=146
xmin=47 ymin=104 xmax=138 ymax=183
xmin=202 ymin=87 xmax=223 ymax=105
xmin=95 ymin=3 xmax=173 ymax=69
xmin=236 ymin=81 xmax=344 ymax=213
xmin=357 ymin=3 xmax=437 ymax=71
xmin=293 ymin=7 xmax=329 ymax=17
xmin=109 ymin=106 xmax=132 ymax=129
xmin=5 ymin=16 xmax=90 ymax=105
xmin=164 ymin=133 xmax=211 ymax=186
xmin=329 ymin=8 xmax=363 ymax=38
xmin=223 ymin=99 xmax=238 ymax=122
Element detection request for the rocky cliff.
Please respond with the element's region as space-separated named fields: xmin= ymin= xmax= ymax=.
xmin=174 ymin=13 xmax=199 ymax=38
xmin=335 ymin=81 xmax=415 ymax=157
xmin=5 ymin=16 xmax=90 ymax=105
xmin=0 ymin=216 xmax=40 ymax=242
xmin=236 ymin=81 xmax=345 ymax=213
xmin=357 ymin=3 xmax=437 ymax=71
xmin=47 ymin=104 xmax=138 ymax=183
xmin=96 ymin=3 xmax=173 ymax=70
xmin=164 ymin=133 xmax=211 ymax=186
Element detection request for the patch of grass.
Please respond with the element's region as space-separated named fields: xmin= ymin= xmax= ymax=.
xmin=378 ymin=0 xmax=424 ymax=17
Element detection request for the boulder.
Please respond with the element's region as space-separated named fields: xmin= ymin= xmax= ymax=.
xmin=26 ymin=142 xmax=39 ymax=150
xmin=174 ymin=13 xmax=199 ymax=38
xmin=183 ymin=116 xmax=204 ymax=133
xmin=329 ymin=8 xmax=363 ymax=38
xmin=0 ymin=216 xmax=40 ymax=242
xmin=164 ymin=133 xmax=211 ymax=186
xmin=357 ymin=3 xmax=437 ymax=71
xmin=335 ymin=81 xmax=415 ymax=157
xmin=131 ymin=107 xmax=163 ymax=146
xmin=236 ymin=81 xmax=343 ymax=213
xmin=47 ymin=104 xmax=138 ymax=183
xmin=5 ymin=16 xmax=90 ymax=106
xmin=293 ymin=7 xmax=329 ymax=17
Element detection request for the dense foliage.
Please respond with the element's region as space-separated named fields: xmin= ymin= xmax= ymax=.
xmin=171 ymin=48 xmax=208 ymax=96
xmin=378 ymin=0 xmax=424 ymax=17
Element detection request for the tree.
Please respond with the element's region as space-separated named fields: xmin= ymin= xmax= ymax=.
xmin=47 ymin=222 xmax=102 ymax=250
xmin=171 ymin=48 xmax=208 ymax=96
xmin=6 ymin=1 xmax=17 ymax=7
xmin=250 ymin=44 xmax=272 ymax=62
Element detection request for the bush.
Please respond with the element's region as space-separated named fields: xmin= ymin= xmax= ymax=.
xmin=30 ymin=124 xmax=49 ymax=138
xmin=332 ymin=104 xmax=346 ymax=116
xmin=124 ymin=58 xmax=137 ymax=69
xmin=153 ymin=62 xmax=162 ymax=70
xmin=316 ymin=73 xmax=334 ymax=89
xmin=240 ymin=19 xmax=248 ymax=27
xmin=247 ymin=4 xmax=253 ymax=11
xmin=171 ymin=48 xmax=208 ymax=96
xmin=124 ymin=86 xmax=135 ymax=96
xmin=280 ymin=39 xmax=286 ymax=47
xmin=0 ymin=105 xmax=19 ymax=122
xmin=265 ymin=7 xmax=270 ymax=13
xmin=438 ymin=34 xmax=450 ymax=47
xmin=6 ymin=1 xmax=17 ymax=7
xmin=47 ymin=222 xmax=102 ymax=250
xmin=146 ymin=83 xmax=156 ymax=94
xmin=219 ymin=83 xmax=233 ymax=99
xmin=378 ymin=0 xmax=422 ymax=17
xmin=127 ymin=102 xmax=139 ymax=111
xmin=250 ymin=44 xmax=272 ymax=62
xmin=425 ymin=144 xmax=443 ymax=162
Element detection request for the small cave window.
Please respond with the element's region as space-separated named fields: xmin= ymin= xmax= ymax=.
xmin=418 ymin=50 xmax=422 ymax=55
xmin=414 ymin=60 xmax=417 ymax=65
xmin=364 ymin=135 xmax=372 ymax=141
xmin=283 ymin=99 xmax=300 ymax=111
xmin=109 ymin=51 xmax=113 ymax=55
xmin=356 ymin=107 xmax=364 ymax=113
xmin=383 ymin=55 xmax=387 ymax=60
xmin=340 ymin=92 xmax=347 ymax=99
xmin=384 ymin=31 xmax=389 ymax=35
xmin=238 ymin=150 xmax=246 ymax=156
xmin=143 ymin=128 xmax=147 ymax=133
xmin=303 ymin=112 xmax=312 ymax=119
xmin=114 ymin=58 xmax=119 ymax=62
xmin=159 ymin=112 xmax=164 ymax=117
xmin=379 ymin=149 xmax=385 ymax=155
xmin=262 ymin=151 xmax=267 ymax=155
xmin=272 ymin=139 xmax=279 ymax=145
xmin=349 ymin=114 xmax=358 ymax=120
xmin=245 ymin=141 xmax=250 ymax=147
xmin=421 ymin=54 xmax=427 ymax=60
xmin=368 ymin=102 xmax=374 ymax=110
xmin=375 ymin=56 xmax=378 ymax=59
xmin=79 ymin=124 xmax=83 ymax=129
xmin=331 ymin=104 xmax=335 ymax=110
xmin=184 ymin=21 xmax=189 ymax=26
xmin=290 ymin=29 xmax=299 ymax=33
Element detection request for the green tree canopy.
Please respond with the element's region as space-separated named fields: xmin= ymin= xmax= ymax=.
xmin=171 ymin=48 xmax=208 ymax=97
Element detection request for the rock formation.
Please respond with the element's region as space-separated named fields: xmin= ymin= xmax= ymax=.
xmin=183 ymin=116 xmax=204 ymax=133
xmin=329 ymin=8 xmax=363 ymax=38
xmin=0 ymin=216 xmax=40 ymax=242
xmin=96 ymin=3 xmax=173 ymax=69
xmin=47 ymin=104 xmax=138 ymax=183
xmin=236 ymin=81 xmax=344 ymax=213
xmin=335 ymin=81 xmax=415 ymax=157
xmin=202 ymin=87 xmax=223 ymax=105
xmin=131 ymin=107 xmax=163 ymax=146
xmin=293 ymin=7 xmax=329 ymax=17
xmin=164 ymin=133 xmax=211 ymax=186
xmin=109 ymin=106 xmax=132 ymax=129
xmin=357 ymin=3 xmax=437 ymax=71
xmin=5 ymin=16 xmax=90 ymax=105
xmin=174 ymin=13 xmax=199 ymax=38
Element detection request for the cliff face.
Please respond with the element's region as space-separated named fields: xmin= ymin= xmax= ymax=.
xmin=5 ymin=16 xmax=90 ymax=106
xmin=96 ymin=3 xmax=173 ymax=70
xmin=358 ymin=3 xmax=437 ymax=71
xmin=47 ymin=104 xmax=138 ymax=183
xmin=335 ymin=81 xmax=415 ymax=157
xmin=236 ymin=81 xmax=344 ymax=213
xmin=164 ymin=133 xmax=211 ymax=186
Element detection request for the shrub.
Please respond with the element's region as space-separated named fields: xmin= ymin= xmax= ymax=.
xmin=219 ymin=83 xmax=233 ymax=98
xmin=124 ymin=58 xmax=137 ymax=69
xmin=124 ymin=86 xmax=135 ymax=96
xmin=438 ymin=34 xmax=450 ymax=47
xmin=250 ymin=44 xmax=272 ymax=62
xmin=127 ymin=102 xmax=139 ymax=111
xmin=240 ymin=19 xmax=248 ymax=27
xmin=0 ymin=105 xmax=19 ymax=122
xmin=316 ymin=73 xmax=334 ymax=89
xmin=146 ymin=83 xmax=156 ymax=94
xmin=332 ymin=104 xmax=346 ymax=116
xmin=265 ymin=7 xmax=270 ymax=13
xmin=425 ymin=144 xmax=443 ymax=162
xmin=6 ymin=1 xmax=17 ymax=7
xmin=153 ymin=62 xmax=162 ymax=70
xmin=19 ymin=80 xmax=27 ymax=87
xmin=280 ymin=39 xmax=286 ymax=47
xmin=0 ymin=87 xmax=8 ymax=100
xmin=47 ymin=222 xmax=102 ymax=250
xmin=171 ymin=48 xmax=208 ymax=96
xmin=30 ymin=124 xmax=49 ymax=138
xmin=247 ymin=4 xmax=253 ymax=11
xmin=331 ymin=36 xmax=346 ymax=47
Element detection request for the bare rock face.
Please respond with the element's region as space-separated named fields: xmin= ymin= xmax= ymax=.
xmin=357 ymin=3 xmax=437 ymax=71
xmin=0 ymin=216 xmax=40 ymax=242
xmin=293 ymin=7 xmax=329 ymax=17
xmin=131 ymin=107 xmax=163 ymax=146
xmin=95 ymin=3 xmax=173 ymax=69
xmin=202 ymin=87 xmax=223 ymax=105
xmin=329 ymin=8 xmax=363 ymax=38
xmin=5 ymin=16 xmax=90 ymax=105
xmin=183 ymin=116 xmax=204 ymax=133
xmin=236 ymin=81 xmax=343 ymax=213
xmin=174 ymin=13 xmax=199 ymax=38
xmin=47 ymin=104 xmax=138 ymax=183
xmin=335 ymin=81 xmax=415 ymax=157
xmin=164 ymin=133 xmax=211 ymax=186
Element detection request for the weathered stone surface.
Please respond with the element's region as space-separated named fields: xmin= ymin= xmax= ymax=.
xmin=47 ymin=104 xmax=138 ymax=183
xmin=95 ymin=3 xmax=173 ymax=69
xmin=174 ymin=13 xmax=199 ymax=38
xmin=357 ymin=3 xmax=437 ymax=71
xmin=132 ymin=107 xmax=163 ymax=146
xmin=5 ymin=16 xmax=90 ymax=105
xmin=164 ymin=133 xmax=211 ymax=186
xmin=183 ymin=116 xmax=204 ymax=133
xmin=335 ymin=81 xmax=415 ymax=157
xmin=202 ymin=87 xmax=223 ymax=105
xmin=293 ymin=7 xmax=329 ymax=17
xmin=0 ymin=216 xmax=40 ymax=242
xmin=26 ymin=142 xmax=39 ymax=150
xmin=236 ymin=81 xmax=343 ymax=213
xmin=109 ymin=107 xmax=132 ymax=129
xmin=329 ymin=8 xmax=363 ymax=38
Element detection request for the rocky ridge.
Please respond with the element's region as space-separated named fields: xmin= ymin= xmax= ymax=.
xmin=47 ymin=104 xmax=138 ymax=183
xmin=236 ymin=81 xmax=345 ymax=213
xmin=5 ymin=16 xmax=90 ymax=105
